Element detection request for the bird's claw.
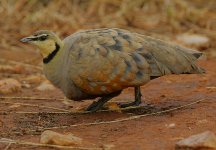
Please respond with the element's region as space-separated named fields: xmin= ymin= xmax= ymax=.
xmin=117 ymin=101 xmax=142 ymax=108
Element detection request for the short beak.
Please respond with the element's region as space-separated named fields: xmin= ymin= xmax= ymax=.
xmin=20 ymin=36 xmax=34 ymax=43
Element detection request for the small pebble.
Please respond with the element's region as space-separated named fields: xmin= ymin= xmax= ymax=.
xmin=40 ymin=130 xmax=82 ymax=146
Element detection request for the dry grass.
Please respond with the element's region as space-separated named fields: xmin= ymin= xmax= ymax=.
xmin=0 ymin=0 xmax=216 ymax=55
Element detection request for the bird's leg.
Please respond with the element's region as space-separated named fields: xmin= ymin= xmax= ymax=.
xmin=86 ymin=91 xmax=121 ymax=112
xmin=119 ymin=86 xmax=142 ymax=108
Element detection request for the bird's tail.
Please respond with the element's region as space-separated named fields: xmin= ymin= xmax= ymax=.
xmin=178 ymin=47 xmax=205 ymax=74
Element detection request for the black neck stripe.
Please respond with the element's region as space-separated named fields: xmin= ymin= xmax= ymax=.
xmin=43 ymin=43 xmax=60 ymax=64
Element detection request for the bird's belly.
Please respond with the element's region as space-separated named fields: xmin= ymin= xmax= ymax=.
xmin=61 ymin=82 xmax=99 ymax=101
xmin=64 ymin=91 xmax=98 ymax=101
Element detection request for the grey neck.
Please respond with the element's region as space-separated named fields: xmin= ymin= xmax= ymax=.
xmin=43 ymin=46 xmax=64 ymax=88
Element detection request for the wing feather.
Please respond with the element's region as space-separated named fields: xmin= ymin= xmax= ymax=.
xmin=64 ymin=29 xmax=151 ymax=95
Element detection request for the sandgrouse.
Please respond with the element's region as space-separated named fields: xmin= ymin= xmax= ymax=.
xmin=21 ymin=28 xmax=204 ymax=112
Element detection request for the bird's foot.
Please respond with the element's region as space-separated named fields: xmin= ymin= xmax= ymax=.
xmin=86 ymin=101 xmax=102 ymax=112
xmin=118 ymin=100 xmax=141 ymax=108
xmin=86 ymin=91 xmax=122 ymax=112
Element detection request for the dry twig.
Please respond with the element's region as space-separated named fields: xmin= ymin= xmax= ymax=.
xmin=0 ymin=97 xmax=206 ymax=117
xmin=41 ymin=98 xmax=205 ymax=130
xmin=0 ymin=138 xmax=101 ymax=150
xmin=0 ymin=101 xmax=70 ymax=112
xmin=3 ymin=143 xmax=12 ymax=150
xmin=0 ymin=96 xmax=64 ymax=101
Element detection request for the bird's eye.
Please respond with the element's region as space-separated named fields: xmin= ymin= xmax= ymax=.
xmin=39 ymin=36 xmax=47 ymax=41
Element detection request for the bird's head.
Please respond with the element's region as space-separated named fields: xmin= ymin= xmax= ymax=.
xmin=20 ymin=30 xmax=63 ymax=60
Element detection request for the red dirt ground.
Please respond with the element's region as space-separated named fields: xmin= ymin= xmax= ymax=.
xmin=0 ymin=48 xmax=216 ymax=150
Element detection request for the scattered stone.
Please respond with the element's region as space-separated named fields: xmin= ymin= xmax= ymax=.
xmin=40 ymin=130 xmax=82 ymax=146
xmin=36 ymin=81 xmax=55 ymax=91
xmin=176 ymin=34 xmax=210 ymax=50
xmin=165 ymin=123 xmax=176 ymax=129
xmin=166 ymin=80 xmax=173 ymax=84
xmin=175 ymin=131 xmax=216 ymax=150
xmin=0 ymin=78 xmax=21 ymax=94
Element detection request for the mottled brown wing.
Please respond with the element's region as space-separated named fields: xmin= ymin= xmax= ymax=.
xmin=113 ymin=28 xmax=204 ymax=75
xmin=64 ymin=28 xmax=151 ymax=95
xmin=136 ymin=34 xmax=204 ymax=75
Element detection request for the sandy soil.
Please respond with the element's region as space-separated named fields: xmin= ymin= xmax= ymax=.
xmin=0 ymin=48 xmax=216 ymax=150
